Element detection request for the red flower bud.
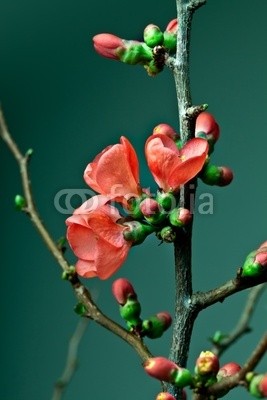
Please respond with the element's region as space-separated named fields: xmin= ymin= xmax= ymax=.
xmin=112 ymin=278 xmax=137 ymax=305
xmin=153 ymin=123 xmax=179 ymax=140
xmin=142 ymin=312 xmax=172 ymax=339
xmin=217 ymin=166 xmax=234 ymax=186
xmin=140 ymin=198 xmax=160 ymax=217
xmin=259 ymin=375 xmax=267 ymax=397
xmin=195 ymin=351 xmax=219 ymax=376
xmin=195 ymin=112 xmax=220 ymax=143
xmin=93 ymin=33 xmax=124 ymax=60
xmin=169 ymin=207 xmax=192 ymax=227
xmin=165 ymin=19 xmax=178 ymax=34
xmin=217 ymin=362 xmax=241 ymax=380
xmin=144 ymin=357 xmax=179 ymax=383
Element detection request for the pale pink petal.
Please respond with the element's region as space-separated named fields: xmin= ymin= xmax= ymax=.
xmin=180 ymin=138 xmax=208 ymax=159
xmin=76 ymin=259 xmax=98 ymax=278
xmin=120 ymin=136 xmax=140 ymax=185
xmin=94 ymin=240 xmax=131 ymax=279
xmin=145 ymin=135 xmax=181 ymax=191
xmin=84 ymin=145 xmax=113 ymax=191
xmin=66 ymin=224 xmax=96 ymax=259
xmin=89 ymin=212 xmax=127 ymax=248
xmin=168 ymin=153 xmax=208 ymax=188
xmin=95 ymin=143 xmax=139 ymax=196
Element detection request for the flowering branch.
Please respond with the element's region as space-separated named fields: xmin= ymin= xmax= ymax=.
xmin=0 ymin=106 xmax=152 ymax=363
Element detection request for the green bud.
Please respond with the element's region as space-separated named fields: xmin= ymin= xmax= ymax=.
xmin=127 ymin=197 xmax=143 ymax=219
xmin=200 ymin=164 xmax=221 ymax=185
xmin=156 ymin=191 xmax=176 ymax=212
xmin=74 ymin=302 xmax=87 ymax=316
xmin=158 ymin=226 xmax=176 ymax=243
xmin=144 ymin=60 xmax=163 ymax=76
xmin=25 ymin=148 xmax=34 ymax=158
xmin=119 ymin=298 xmax=141 ymax=327
xmin=163 ymin=31 xmax=177 ymax=52
xmin=123 ymin=221 xmax=155 ymax=245
xmin=14 ymin=194 xmax=27 ymax=210
xmin=173 ymin=368 xmax=193 ymax=388
xmin=61 ymin=266 xmax=76 ymax=280
xmin=144 ymin=24 xmax=164 ymax=48
xmin=242 ymin=261 xmax=263 ymax=278
xmin=119 ymin=42 xmax=153 ymax=65
xmin=142 ymin=312 xmax=171 ymax=339
xmin=249 ymin=374 xmax=264 ymax=398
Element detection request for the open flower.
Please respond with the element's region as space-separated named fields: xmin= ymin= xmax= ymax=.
xmin=66 ymin=196 xmax=131 ymax=279
xmin=84 ymin=136 xmax=141 ymax=203
xmin=145 ymin=134 xmax=208 ymax=192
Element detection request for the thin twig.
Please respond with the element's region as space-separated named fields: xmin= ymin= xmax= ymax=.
xmin=52 ymin=318 xmax=89 ymax=400
xmin=0 ymin=106 xmax=153 ymax=364
xmin=193 ymin=272 xmax=267 ymax=310
xmin=211 ymin=283 xmax=267 ymax=356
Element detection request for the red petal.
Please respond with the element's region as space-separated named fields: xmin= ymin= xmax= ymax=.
xmin=76 ymin=259 xmax=98 ymax=278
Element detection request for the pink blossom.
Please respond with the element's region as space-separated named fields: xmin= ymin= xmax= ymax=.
xmin=84 ymin=136 xmax=141 ymax=203
xmin=145 ymin=134 xmax=208 ymax=192
xmin=66 ymin=196 xmax=131 ymax=279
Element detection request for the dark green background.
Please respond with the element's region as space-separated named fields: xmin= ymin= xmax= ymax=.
xmin=1 ymin=1 xmax=267 ymax=399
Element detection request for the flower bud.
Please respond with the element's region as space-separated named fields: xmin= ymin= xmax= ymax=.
xmin=200 ymin=164 xmax=233 ymax=186
xmin=155 ymin=393 xmax=176 ymax=400
xmin=217 ymin=362 xmax=241 ymax=380
xmin=242 ymin=246 xmax=267 ymax=278
xmin=217 ymin=166 xmax=233 ymax=186
xmin=195 ymin=112 xmax=220 ymax=144
xmin=119 ymin=297 xmax=141 ymax=327
xmin=140 ymin=198 xmax=160 ymax=217
xmin=139 ymin=198 xmax=167 ymax=225
xmin=169 ymin=208 xmax=192 ymax=227
xmin=120 ymin=41 xmax=153 ymax=65
xmin=158 ymin=226 xmax=176 ymax=243
xmin=156 ymin=191 xmax=176 ymax=212
xmin=123 ymin=220 xmax=155 ymax=244
xmin=163 ymin=19 xmax=178 ymax=53
xmin=144 ymin=59 xmax=163 ymax=76
xmin=144 ymin=357 xmax=179 ymax=383
xmin=153 ymin=123 xmax=179 ymax=140
xmin=112 ymin=278 xmax=137 ymax=305
xmin=93 ymin=33 xmax=124 ymax=60
xmin=259 ymin=375 xmax=267 ymax=397
xmin=249 ymin=374 xmax=265 ymax=398
xmin=195 ymin=351 xmax=219 ymax=377
xmin=142 ymin=312 xmax=172 ymax=339
xmin=144 ymin=24 xmax=164 ymax=48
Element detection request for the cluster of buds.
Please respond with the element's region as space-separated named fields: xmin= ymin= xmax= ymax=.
xmin=195 ymin=112 xmax=233 ymax=187
xmin=242 ymin=241 xmax=267 ymax=278
xmin=112 ymin=278 xmax=172 ymax=338
xmin=93 ymin=19 xmax=178 ymax=76
xmin=247 ymin=373 xmax=267 ymax=398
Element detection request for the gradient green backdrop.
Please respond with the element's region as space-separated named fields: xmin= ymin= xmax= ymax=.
xmin=1 ymin=1 xmax=267 ymax=399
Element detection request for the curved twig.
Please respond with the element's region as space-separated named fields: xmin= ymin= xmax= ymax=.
xmin=211 ymin=283 xmax=267 ymax=356
xmin=0 ymin=106 xmax=153 ymax=365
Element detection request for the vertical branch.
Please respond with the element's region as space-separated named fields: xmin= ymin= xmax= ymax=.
xmin=167 ymin=1 xmax=206 ymax=398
